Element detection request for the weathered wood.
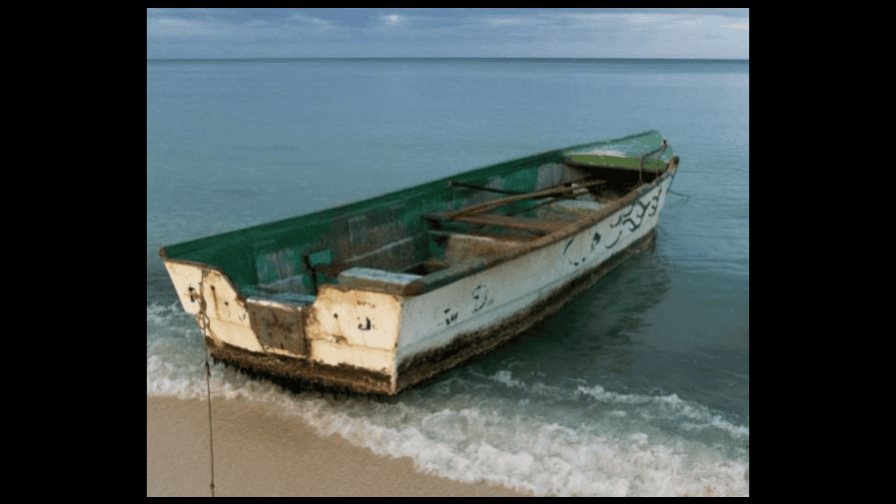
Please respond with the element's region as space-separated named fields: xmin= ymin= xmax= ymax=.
xmin=428 ymin=229 xmax=530 ymax=242
xmin=447 ymin=213 xmax=570 ymax=234
xmin=444 ymin=179 xmax=606 ymax=219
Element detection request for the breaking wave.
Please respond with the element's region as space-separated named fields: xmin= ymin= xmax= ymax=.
xmin=147 ymin=304 xmax=748 ymax=496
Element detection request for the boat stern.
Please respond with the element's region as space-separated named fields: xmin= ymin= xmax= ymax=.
xmin=160 ymin=255 xmax=405 ymax=395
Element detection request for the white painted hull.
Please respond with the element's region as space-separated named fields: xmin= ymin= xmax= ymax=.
xmin=162 ymin=176 xmax=674 ymax=395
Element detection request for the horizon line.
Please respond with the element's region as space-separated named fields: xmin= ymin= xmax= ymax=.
xmin=148 ymin=56 xmax=749 ymax=62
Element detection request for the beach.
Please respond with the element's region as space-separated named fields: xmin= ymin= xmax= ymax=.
xmin=147 ymin=396 xmax=525 ymax=497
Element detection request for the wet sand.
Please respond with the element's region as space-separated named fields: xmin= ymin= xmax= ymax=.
xmin=147 ymin=396 xmax=525 ymax=497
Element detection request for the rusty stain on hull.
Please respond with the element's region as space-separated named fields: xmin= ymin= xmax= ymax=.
xmin=247 ymin=302 xmax=307 ymax=356
xmin=208 ymin=338 xmax=394 ymax=395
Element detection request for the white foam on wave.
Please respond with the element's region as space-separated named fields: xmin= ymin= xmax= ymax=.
xmin=577 ymin=384 xmax=750 ymax=441
xmin=488 ymin=370 xmax=749 ymax=442
xmin=147 ymin=305 xmax=749 ymax=496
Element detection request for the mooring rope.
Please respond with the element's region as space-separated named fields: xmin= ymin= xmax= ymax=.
xmin=197 ymin=270 xmax=216 ymax=497
xmin=204 ymin=350 xmax=216 ymax=497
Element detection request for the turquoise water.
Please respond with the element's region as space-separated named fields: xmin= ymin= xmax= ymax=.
xmin=147 ymin=58 xmax=748 ymax=496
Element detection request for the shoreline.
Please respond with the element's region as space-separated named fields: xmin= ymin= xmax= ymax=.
xmin=147 ymin=396 xmax=526 ymax=497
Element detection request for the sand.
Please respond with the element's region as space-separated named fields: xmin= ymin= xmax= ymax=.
xmin=147 ymin=396 xmax=525 ymax=497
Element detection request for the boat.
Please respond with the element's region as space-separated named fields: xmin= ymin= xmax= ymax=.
xmin=159 ymin=131 xmax=679 ymax=395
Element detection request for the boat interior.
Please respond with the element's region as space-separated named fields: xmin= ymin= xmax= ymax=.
xmin=162 ymin=136 xmax=673 ymax=304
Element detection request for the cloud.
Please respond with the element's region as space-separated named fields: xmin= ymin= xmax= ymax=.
xmin=148 ymin=16 xmax=223 ymax=37
xmin=379 ymin=13 xmax=404 ymax=26
xmin=474 ymin=11 xmax=715 ymax=31
xmin=148 ymin=9 xmax=335 ymax=42
xmin=479 ymin=16 xmax=539 ymax=27
xmin=148 ymin=8 xmax=749 ymax=59
xmin=288 ymin=12 xmax=332 ymax=27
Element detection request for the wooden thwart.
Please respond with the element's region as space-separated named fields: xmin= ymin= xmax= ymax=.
xmin=444 ymin=179 xmax=606 ymax=220
xmin=426 ymin=212 xmax=570 ymax=235
xmin=452 ymin=214 xmax=570 ymax=234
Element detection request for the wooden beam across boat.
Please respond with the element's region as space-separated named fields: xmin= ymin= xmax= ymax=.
xmin=451 ymin=213 xmax=570 ymax=234
xmin=443 ymin=178 xmax=606 ymax=220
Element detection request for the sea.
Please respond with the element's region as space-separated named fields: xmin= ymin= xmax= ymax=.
xmin=147 ymin=58 xmax=749 ymax=497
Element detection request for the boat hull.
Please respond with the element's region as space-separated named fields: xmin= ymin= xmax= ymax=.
xmin=163 ymin=176 xmax=673 ymax=395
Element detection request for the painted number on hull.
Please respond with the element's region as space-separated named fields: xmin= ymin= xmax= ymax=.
xmin=563 ymin=232 xmax=601 ymax=268
xmin=472 ymin=284 xmax=490 ymax=313
xmin=440 ymin=308 xmax=459 ymax=327
xmin=605 ymin=187 xmax=662 ymax=249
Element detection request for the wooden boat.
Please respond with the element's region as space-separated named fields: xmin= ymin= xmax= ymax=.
xmin=160 ymin=131 xmax=679 ymax=395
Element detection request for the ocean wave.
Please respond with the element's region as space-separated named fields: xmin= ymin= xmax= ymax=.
xmin=485 ymin=369 xmax=748 ymax=441
xmin=147 ymin=304 xmax=748 ymax=496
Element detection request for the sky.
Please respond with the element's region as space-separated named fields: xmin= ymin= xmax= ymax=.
xmin=147 ymin=8 xmax=749 ymax=60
